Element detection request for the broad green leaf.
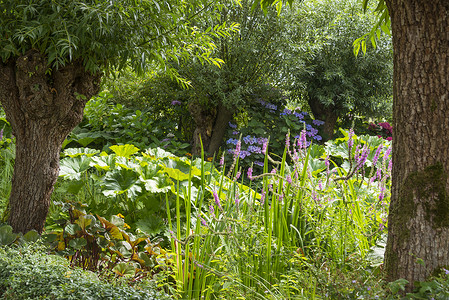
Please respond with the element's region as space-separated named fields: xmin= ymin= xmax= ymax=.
xmin=64 ymin=223 xmax=81 ymax=236
xmin=0 ymin=225 xmax=17 ymax=246
xmin=103 ymin=168 xmax=141 ymax=199
xmin=163 ymin=167 xmax=190 ymax=181
xmin=69 ymin=237 xmax=87 ymax=250
xmin=143 ymin=177 xmax=172 ymax=193
xmin=112 ymin=262 xmax=136 ymax=277
xmin=110 ymin=144 xmax=140 ymax=158
xmin=115 ymin=156 xmax=141 ymax=170
xmin=59 ymin=156 xmax=92 ymax=180
xmin=22 ymin=230 xmax=40 ymax=243
xmin=144 ymin=147 xmax=173 ymax=158
xmin=90 ymin=155 xmax=115 ymax=171
xmin=64 ymin=148 xmax=100 ymax=157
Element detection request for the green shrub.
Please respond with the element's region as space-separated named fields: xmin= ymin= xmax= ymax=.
xmin=0 ymin=243 xmax=170 ymax=299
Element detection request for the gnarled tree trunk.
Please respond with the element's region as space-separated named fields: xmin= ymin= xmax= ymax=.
xmin=188 ymin=101 xmax=234 ymax=157
xmin=307 ymin=97 xmax=339 ymax=141
xmin=0 ymin=50 xmax=100 ymax=233
xmin=384 ymin=0 xmax=449 ymax=291
xmin=207 ymin=104 xmax=233 ymax=155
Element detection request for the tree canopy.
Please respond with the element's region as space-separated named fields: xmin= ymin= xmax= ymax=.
xmin=0 ymin=0 xmax=236 ymax=77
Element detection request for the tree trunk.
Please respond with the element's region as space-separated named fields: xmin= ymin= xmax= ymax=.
xmin=207 ymin=104 xmax=233 ymax=155
xmin=384 ymin=0 xmax=449 ymax=291
xmin=307 ymin=98 xmax=338 ymax=141
xmin=189 ymin=102 xmax=234 ymax=157
xmin=188 ymin=101 xmax=217 ymax=156
xmin=0 ymin=50 xmax=100 ymax=233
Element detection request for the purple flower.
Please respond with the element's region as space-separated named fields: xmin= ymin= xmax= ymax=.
xmin=171 ymin=100 xmax=181 ymax=105
xmin=220 ymin=154 xmax=225 ymax=166
xmin=247 ymin=167 xmax=253 ymax=180
xmin=239 ymin=150 xmax=250 ymax=159
xmin=209 ymin=205 xmax=214 ymax=214
xmin=235 ymin=171 xmax=241 ymax=180
xmin=356 ymin=145 xmax=370 ymax=170
xmin=247 ymin=145 xmax=261 ymax=154
xmin=232 ymin=131 xmax=239 ymax=135
xmin=233 ymin=140 xmax=241 ymax=160
xmin=282 ymin=108 xmax=292 ymax=115
xmin=383 ymin=147 xmax=391 ymax=161
xmin=286 ymin=175 xmax=292 ymax=184
xmin=257 ymin=137 xmax=268 ymax=145
xmin=262 ymin=141 xmax=268 ymax=154
xmin=298 ymin=130 xmax=307 ymax=149
xmin=228 ymin=122 xmax=237 ymax=129
xmin=285 ymin=132 xmax=290 ymax=149
xmin=312 ymin=119 xmax=325 ymax=126
xmin=444 ymin=268 xmax=449 ymax=275
xmin=235 ymin=191 xmax=240 ymax=206
xmin=0 ymin=129 xmax=3 ymax=141
xmin=213 ymin=191 xmax=222 ymax=210
xmin=201 ymin=217 xmax=207 ymax=227
xmin=254 ymin=161 xmax=264 ymax=167
xmin=348 ymin=129 xmax=354 ymax=150
xmin=226 ymin=138 xmax=239 ymax=145
xmin=372 ymin=144 xmax=383 ymax=166
xmin=294 ymin=112 xmax=304 ymax=119
xmin=260 ymin=191 xmax=266 ymax=204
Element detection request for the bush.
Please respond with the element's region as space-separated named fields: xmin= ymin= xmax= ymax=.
xmin=0 ymin=243 xmax=170 ymax=300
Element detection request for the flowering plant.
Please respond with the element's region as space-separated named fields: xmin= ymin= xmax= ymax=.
xmin=368 ymin=121 xmax=393 ymax=141
xmin=223 ymin=93 xmax=325 ymax=174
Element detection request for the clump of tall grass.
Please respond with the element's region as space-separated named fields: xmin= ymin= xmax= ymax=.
xmin=166 ymin=129 xmax=391 ymax=299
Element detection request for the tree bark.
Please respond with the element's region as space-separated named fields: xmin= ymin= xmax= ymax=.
xmin=0 ymin=50 xmax=100 ymax=233
xmin=207 ymin=104 xmax=233 ymax=155
xmin=188 ymin=101 xmax=234 ymax=157
xmin=188 ymin=100 xmax=216 ymax=156
xmin=307 ymin=97 xmax=338 ymax=141
xmin=384 ymin=0 xmax=449 ymax=291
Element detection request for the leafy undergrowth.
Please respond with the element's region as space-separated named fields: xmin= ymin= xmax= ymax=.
xmin=0 ymin=241 xmax=170 ymax=300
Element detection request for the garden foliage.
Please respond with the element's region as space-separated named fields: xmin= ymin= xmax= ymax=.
xmin=0 ymin=242 xmax=169 ymax=299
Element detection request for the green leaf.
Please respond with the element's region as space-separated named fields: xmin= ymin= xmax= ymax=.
xmin=0 ymin=225 xmax=18 ymax=246
xmin=143 ymin=176 xmax=172 ymax=194
xmin=64 ymin=223 xmax=81 ymax=236
xmin=112 ymin=262 xmax=136 ymax=277
xmin=69 ymin=237 xmax=87 ymax=250
xmin=110 ymin=144 xmax=140 ymax=158
xmin=22 ymin=230 xmax=40 ymax=243
xmin=103 ymin=168 xmax=141 ymax=199
xmin=59 ymin=156 xmax=92 ymax=180
xmin=90 ymin=155 xmax=115 ymax=171
xmin=64 ymin=148 xmax=100 ymax=157
xmin=75 ymin=215 xmax=93 ymax=231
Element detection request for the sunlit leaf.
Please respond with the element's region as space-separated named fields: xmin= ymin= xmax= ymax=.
xmin=110 ymin=144 xmax=140 ymax=158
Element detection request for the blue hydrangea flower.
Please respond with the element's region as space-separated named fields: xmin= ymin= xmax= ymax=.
xmin=294 ymin=112 xmax=304 ymax=119
xmin=247 ymin=145 xmax=262 ymax=154
xmin=228 ymin=122 xmax=237 ymax=129
xmin=239 ymin=150 xmax=251 ymax=159
xmin=254 ymin=161 xmax=264 ymax=167
xmin=313 ymin=119 xmax=325 ymax=126
xmin=226 ymin=138 xmax=239 ymax=145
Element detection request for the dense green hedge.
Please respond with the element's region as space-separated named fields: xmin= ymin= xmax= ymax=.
xmin=0 ymin=244 xmax=170 ymax=300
